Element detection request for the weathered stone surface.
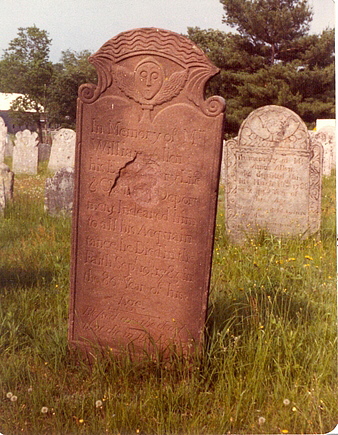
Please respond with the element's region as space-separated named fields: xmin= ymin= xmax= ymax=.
xmin=224 ymin=105 xmax=322 ymax=243
xmin=69 ymin=28 xmax=225 ymax=356
xmin=12 ymin=129 xmax=39 ymax=174
xmin=0 ymin=163 xmax=14 ymax=215
xmin=4 ymin=137 xmax=13 ymax=158
xmin=38 ymin=143 xmax=51 ymax=162
xmin=48 ymin=128 xmax=76 ymax=172
xmin=44 ymin=167 xmax=74 ymax=216
xmin=0 ymin=117 xmax=7 ymax=164
xmin=310 ymin=126 xmax=335 ymax=176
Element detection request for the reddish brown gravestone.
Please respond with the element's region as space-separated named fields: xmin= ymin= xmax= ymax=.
xmin=68 ymin=28 xmax=225 ymax=356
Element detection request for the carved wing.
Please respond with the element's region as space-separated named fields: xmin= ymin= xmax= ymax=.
xmin=154 ymin=69 xmax=188 ymax=105
xmin=113 ymin=65 xmax=140 ymax=103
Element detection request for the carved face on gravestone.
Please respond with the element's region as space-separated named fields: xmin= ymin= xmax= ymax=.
xmin=135 ymin=58 xmax=164 ymax=100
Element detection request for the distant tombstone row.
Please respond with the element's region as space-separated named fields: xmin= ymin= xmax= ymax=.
xmin=223 ymin=105 xmax=323 ymax=243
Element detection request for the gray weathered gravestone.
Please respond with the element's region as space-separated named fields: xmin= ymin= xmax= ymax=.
xmin=12 ymin=129 xmax=39 ymax=175
xmin=0 ymin=117 xmax=7 ymax=164
xmin=48 ymin=128 xmax=76 ymax=172
xmin=38 ymin=143 xmax=51 ymax=162
xmin=310 ymin=126 xmax=335 ymax=176
xmin=69 ymin=28 xmax=225 ymax=356
xmin=44 ymin=167 xmax=74 ymax=216
xmin=224 ymin=105 xmax=323 ymax=243
xmin=0 ymin=163 xmax=14 ymax=215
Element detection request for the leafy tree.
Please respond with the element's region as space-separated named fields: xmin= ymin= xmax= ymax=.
xmin=219 ymin=0 xmax=313 ymax=63
xmin=48 ymin=49 xmax=97 ymax=128
xmin=0 ymin=25 xmax=53 ymax=141
xmin=187 ymin=25 xmax=334 ymax=135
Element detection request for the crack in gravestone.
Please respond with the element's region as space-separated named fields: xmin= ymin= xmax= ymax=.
xmin=108 ymin=153 xmax=139 ymax=195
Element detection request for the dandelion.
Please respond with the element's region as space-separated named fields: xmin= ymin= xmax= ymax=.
xmin=6 ymin=392 xmax=13 ymax=399
xmin=41 ymin=406 xmax=48 ymax=414
xmin=258 ymin=416 xmax=266 ymax=425
xmin=281 ymin=430 xmax=289 ymax=434
xmin=79 ymin=419 xmax=84 ymax=424
xmin=283 ymin=399 xmax=290 ymax=406
xmin=10 ymin=395 xmax=18 ymax=402
xmin=95 ymin=400 xmax=103 ymax=408
xmin=304 ymin=255 xmax=313 ymax=260
xmin=292 ymin=406 xmax=297 ymax=412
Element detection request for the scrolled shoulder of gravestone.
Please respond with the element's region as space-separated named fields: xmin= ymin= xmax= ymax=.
xmin=78 ymin=27 xmax=226 ymax=116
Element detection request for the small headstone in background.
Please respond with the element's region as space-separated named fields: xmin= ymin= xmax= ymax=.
xmin=38 ymin=143 xmax=52 ymax=163
xmin=44 ymin=167 xmax=74 ymax=216
xmin=4 ymin=136 xmax=13 ymax=159
xmin=0 ymin=117 xmax=7 ymax=164
xmin=48 ymin=128 xmax=76 ymax=172
xmin=311 ymin=126 xmax=335 ymax=176
xmin=0 ymin=163 xmax=14 ymax=215
xmin=12 ymin=129 xmax=39 ymax=175
xmin=224 ymin=105 xmax=323 ymax=243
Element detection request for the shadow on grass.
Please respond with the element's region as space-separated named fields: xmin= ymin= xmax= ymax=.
xmin=0 ymin=266 xmax=54 ymax=290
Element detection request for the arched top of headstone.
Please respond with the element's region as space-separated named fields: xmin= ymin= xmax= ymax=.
xmin=53 ymin=128 xmax=76 ymax=144
xmin=79 ymin=27 xmax=225 ymax=117
xmin=15 ymin=129 xmax=38 ymax=147
xmin=238 ymin=105 xmax=309 ymax=150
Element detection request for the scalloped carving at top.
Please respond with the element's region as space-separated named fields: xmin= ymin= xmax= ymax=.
xmin=78 ymin=28 xmax=225 ymax=117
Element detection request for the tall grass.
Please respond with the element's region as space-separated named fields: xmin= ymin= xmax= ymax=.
xmin=0 ymin=165 xmax=336 ymax=434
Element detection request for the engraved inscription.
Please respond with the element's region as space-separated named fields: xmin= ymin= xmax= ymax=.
xmin=69 ymin=28 xmax=225 ymax=355
xmin=224 ymin=105 xmax=322 ymax=243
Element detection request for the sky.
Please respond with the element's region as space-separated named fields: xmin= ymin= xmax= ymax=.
xmin=1 ymin=0 xmax=336 ymax=63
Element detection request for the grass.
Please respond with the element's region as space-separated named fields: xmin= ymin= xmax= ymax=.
xmin=0 ymin=163 xmax=336 ymax=434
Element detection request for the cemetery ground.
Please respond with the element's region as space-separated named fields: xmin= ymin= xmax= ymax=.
xmin=0 ymin=161 xmax=336 ymax=435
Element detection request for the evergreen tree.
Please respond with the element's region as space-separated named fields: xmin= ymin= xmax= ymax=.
xmin=220 ymin=0 xmax=313 ymax=64
xmin=187 ymin=24 xmax=334 ymax=135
